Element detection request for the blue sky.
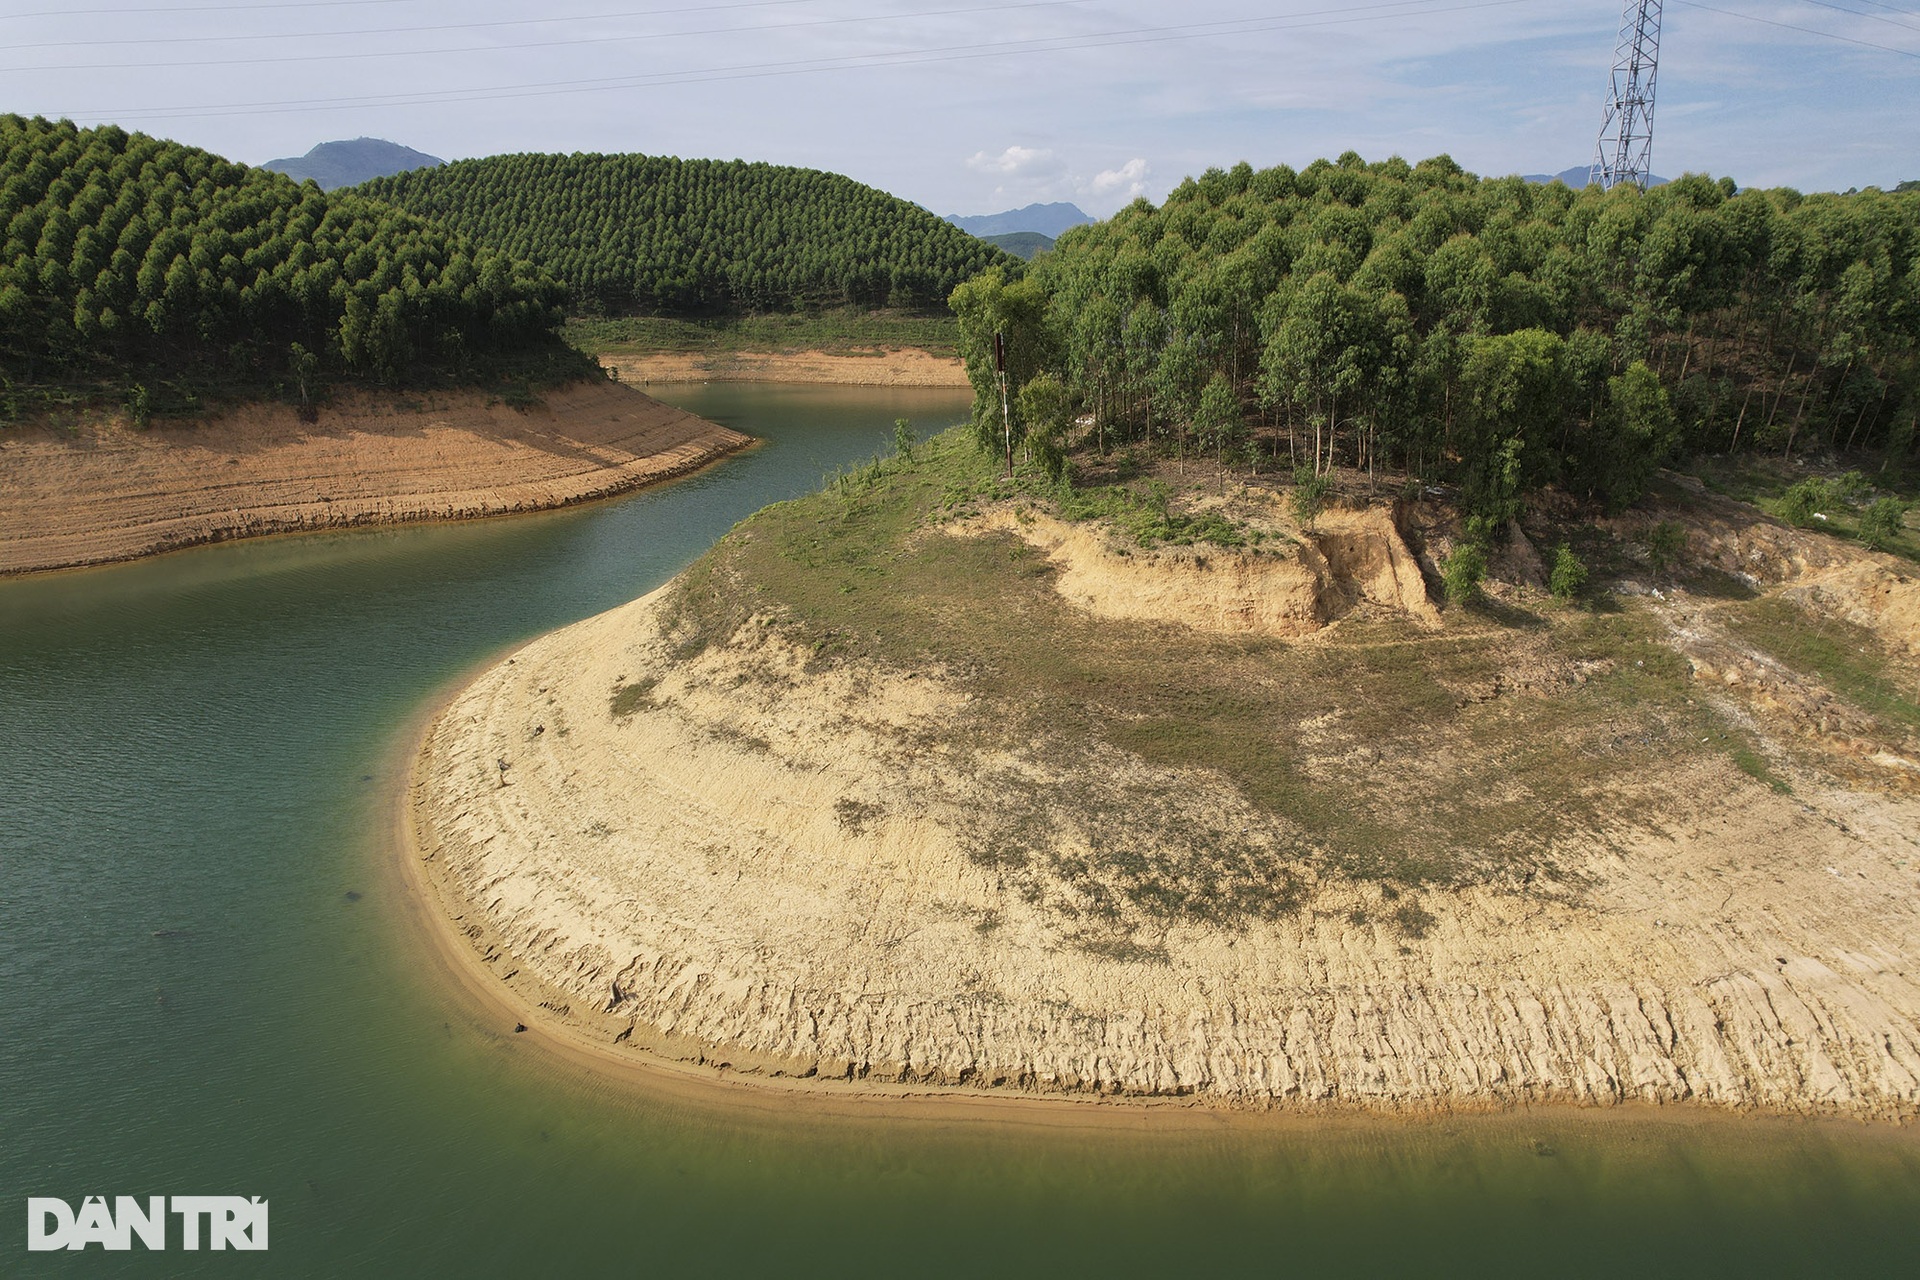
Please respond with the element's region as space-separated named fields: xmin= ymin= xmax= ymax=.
xmin=4 ymin=0 xmax=1916 ymax=216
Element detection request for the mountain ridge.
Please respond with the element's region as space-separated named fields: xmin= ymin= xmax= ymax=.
xmin=262 ymin=138 xmax=444 ymax=190
xmin=1519 ymin=164 xmax=1670 ymax=188
xmin=946 ymin=202 xmax=1094 ymax=238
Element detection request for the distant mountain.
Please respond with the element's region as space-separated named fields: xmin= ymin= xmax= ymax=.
xmin=1520 ymin=164 xmax=1669 ymax=188
xmin=982 ymin=231 xmax=1054 ymax=260
xmin=946 ymin=202 xmax=1093 ymax=238
xmin=261 ymin=138 xmax=444 ymax=190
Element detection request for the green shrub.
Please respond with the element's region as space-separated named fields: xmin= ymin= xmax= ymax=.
xmin=1031 ymin=433 xmax=1068 ymax=484
xmin=1549 ymin=545 xmax=1588 ymax=600
xmin=1778 ymin=478 xmax=1831 ymax=528
xmin=1291 ymin=466 xmax=1329 ymax=530
xmin=1859 ymin=497 xmax=1909 ymax=551
xmin=1443 ymin=543 xmax=1486 ymax=606
xmin=1645 ymin=520 xmax=1686 ymax=574
xmin=892 ymin=417 xmax=916 ymax=462
xmin=1832 ymin=470 xmax=1872 ymax=504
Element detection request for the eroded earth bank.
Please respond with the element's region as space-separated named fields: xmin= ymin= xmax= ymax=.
xmin=604 ymin=346 xmax=969 ymax=388
xmin=411 ymin=441 xmax=1920 ymax=1116
xmin=0 ymin=378 xmax=749 ymax=575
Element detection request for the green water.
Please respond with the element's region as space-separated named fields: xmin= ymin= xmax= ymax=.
xmin=2 ymin=383 xmax=1916 ymax=1277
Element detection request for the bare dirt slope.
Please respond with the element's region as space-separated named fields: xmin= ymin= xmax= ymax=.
xmin=0 ymin=379 xmax=749 ymax=575
xmin=961 ymin=504 xmax=1439 ymax=636
xmin=603 ymin=346 xmax=968 ymax=387
xmin=411 ymin=476 xmax=1920 ymax=1118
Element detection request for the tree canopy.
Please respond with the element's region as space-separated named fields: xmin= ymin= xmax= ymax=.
xmin=360 ymin=152 xmax=1013 ymax=316
xmin=952 ymin=153 xmax=1920 ymax=514
xmin=0 ymin=115 xmax=568 ymax=408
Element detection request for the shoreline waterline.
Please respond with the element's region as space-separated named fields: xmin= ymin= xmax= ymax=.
xmin=0 ymin=379 xmax=754 ymax=578
xmin=392 ymin=597 xmax=1919 ymax=1132
xmin=604 ymin=345 xmax=968 ymax=389
xmin=390 ymin=634 xmax=1252 ymax=1130
xmin=10 ymin=377 xmax=1920 ymax=1274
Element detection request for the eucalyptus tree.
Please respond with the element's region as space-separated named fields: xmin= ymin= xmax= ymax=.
xmin=363 ymin=152 xmax=1011 ymax=315
xmin=946 ymin=148 xmax=1919 ymax=508
xmin=949 ymin=265 xmax=1058 ymax=461
xmin=1 ymin=114 xmax=565 ymax=400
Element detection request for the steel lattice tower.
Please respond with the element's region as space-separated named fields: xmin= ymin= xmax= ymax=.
xmin=1590 ymin=0 xmax=1663 ymax=190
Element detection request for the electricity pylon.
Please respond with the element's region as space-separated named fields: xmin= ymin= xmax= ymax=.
xmin=1590 ymin=0 xmax=1663 ymax=190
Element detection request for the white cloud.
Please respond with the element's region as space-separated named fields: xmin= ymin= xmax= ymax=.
xmin=966 ymin=145 xmax=1064 ymax=179
xmin=954 ymin=148 xmax=1154 ymax=217
xmin=7 ymin=0 xmax=1913 ymax=219
xmin=1087 ymin=158 xmax=1150 ymax=200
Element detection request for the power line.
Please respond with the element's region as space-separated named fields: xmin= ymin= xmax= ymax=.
xmin=48 ymin=0 xmax=1547 ymax=123
xmin=3 ymin=0 xmax=1089 ymax=72
xmin=1 ymin=0 xmax=427 ymax=19
xmin=1672 ymin=0 xmax=1920 ymax=56
xmin=1793 ymin=0 xmax=1920 ymax=34
xmin=1843 ymin=0 xmax=1920 ymax=18
xmin=0 ymin=0 xmax=832 ymax=50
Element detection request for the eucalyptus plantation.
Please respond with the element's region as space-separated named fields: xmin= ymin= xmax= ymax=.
xmin=951 ymin=152 xmax=1920 ymax=520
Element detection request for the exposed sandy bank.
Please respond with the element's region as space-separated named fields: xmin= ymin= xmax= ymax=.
xmin=1654 ymin=484 xmax=1920 ymax=659
xmin=961 ymin=504 xmax=1440 ymax=636
xmin=602 ymin=346 xmax=968 ymax=388
xmin=0 ymin=379 xmax=750 ymax=575
xmin=412 ymin=506 xmax=1920 ymax=1117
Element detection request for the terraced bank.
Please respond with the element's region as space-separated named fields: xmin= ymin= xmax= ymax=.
xmin=1 ymin=379 xmax=747 ymax=575
xmin=410 ymin=433 xmax=1920 ymax=1115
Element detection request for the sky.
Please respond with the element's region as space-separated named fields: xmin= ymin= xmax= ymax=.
xmin=3 ymin=0 xmax=1917 ymax=217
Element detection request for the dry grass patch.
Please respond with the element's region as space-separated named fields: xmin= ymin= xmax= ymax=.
xmin=1719 ymin=596 xmax=1920 ymax=739
xmin=659 ymin=431 xmax=1780 ymax=924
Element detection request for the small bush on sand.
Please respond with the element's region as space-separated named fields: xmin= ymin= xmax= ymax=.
xmin=1859 ymin=497 xmax=1908 ymax=551
xmin=1645 ymin=520 xmax=1686 ymax=575
xmin=1291 ymin=466 xmax=1329 ymax=530
xmin=1778 ymin=478 xmax=1831 ymax=528
xmin=1443 ymin=543 xmax=1486 ymax=606
xmin=1549 ymin=545 xmax=1588 ymax=601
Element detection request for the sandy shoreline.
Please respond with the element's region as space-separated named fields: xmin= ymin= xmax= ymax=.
xmin=0 ymin=378 xmax=750 ymax=576
xmin=392 ymin=703 xmax=1919 ymax=1158
xmin=405 ymin=570 xmax=1920 ymax=1120
xmin=396 ymin=659 xmax=1920 ymax=1138
xmin=392 ymin=646 xmax=1271 ymax=1126
xmin=601 ymin=345 xmax=969 ymax=388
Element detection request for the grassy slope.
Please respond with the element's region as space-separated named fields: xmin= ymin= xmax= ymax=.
xmin=1686 ymin=455 xmax=1920 ymax=564
xmin=659 ymin=431 xmax=1794 ymax=930
xmin=1719 ymin=596 xmax=1920 ymax=737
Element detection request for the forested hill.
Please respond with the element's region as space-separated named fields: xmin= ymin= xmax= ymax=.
xmin=954 ymin=152 xmax=1919 ymax=517
xmin=359 ymin=153 xmax=1013 ymax=315
xmin=0 ymin=116 xmax=568 ymax=416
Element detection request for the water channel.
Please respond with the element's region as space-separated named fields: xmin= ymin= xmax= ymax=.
xmin=2 ymin=383 xmax=1915 ymax=1276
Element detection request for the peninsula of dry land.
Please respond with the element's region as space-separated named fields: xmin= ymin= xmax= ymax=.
xmin=568 ymin=311 xmax=970 ymax=388
xmin=410 ymin=433 xmax=1920 ymax=1118
xmin=605 ymin=346 xmax=968 ymax=388
xmin=0 ymin=378 xmax=749 ymax=576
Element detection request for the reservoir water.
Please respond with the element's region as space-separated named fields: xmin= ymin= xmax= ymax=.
xmin=2 ymin=383 xmax=1916 ymax=1276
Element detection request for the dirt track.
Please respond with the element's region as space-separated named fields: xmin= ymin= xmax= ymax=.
xmin=0 ymin=379 xmax=750 ymax=575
